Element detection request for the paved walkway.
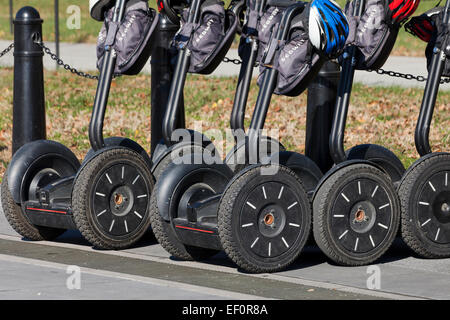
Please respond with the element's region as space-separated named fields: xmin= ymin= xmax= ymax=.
xmin=1 ymin=195 xmax=450 ymax=300
xmin=1 ymin=40 xmax=449 ymax=90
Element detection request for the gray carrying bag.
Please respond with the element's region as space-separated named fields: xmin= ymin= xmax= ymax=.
xmin=96 ymin=0 xmax=159 ymax=75
xmin=344 ymin=0 xmax=399 ymax=70
xmin=238 ymin=0 xmax=297 ymax=62
xmin=172 ymin=0 xmax=238 ymax=74
xmin=258 ymin=4 xmax=324 ymax=96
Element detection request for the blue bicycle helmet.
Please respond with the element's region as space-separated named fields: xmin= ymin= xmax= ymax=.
xmin=309 ymin=0 xmax=349 ymax=56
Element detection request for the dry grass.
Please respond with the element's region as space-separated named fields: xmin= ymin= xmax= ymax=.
xmin=1 ymin=67 xmax=449 ymax=181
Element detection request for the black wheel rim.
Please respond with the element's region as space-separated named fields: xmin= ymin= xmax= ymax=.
xmin=329 ymin=177 xmax=394 ymax=254
xmin=415 ymin=170 xmax=450 ymax=245
xmin=238 ymin=181 xmax=304 ymax=259
xmin=92 ymin=163 xmax=150 ymax=237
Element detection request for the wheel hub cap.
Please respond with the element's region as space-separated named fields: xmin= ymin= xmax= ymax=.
xmin=350 ymin=201 xmax=376 ymax=233
xmin=110 ymin=185 xmax=134 ymax=217
xmin=258 ymin=204 xmax=286 ymax=238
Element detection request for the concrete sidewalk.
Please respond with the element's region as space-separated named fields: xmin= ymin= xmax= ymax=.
xmin=0 ymin=194 xmax=449 ymax=300
xmin=1 ymin=40 xmax=450 ymax=89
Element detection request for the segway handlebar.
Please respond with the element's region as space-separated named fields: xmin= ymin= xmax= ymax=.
xmin=415 ymin=0 xmax=450 ymax=156
xmin=162 ymin=0 xmax=205 ymax=146
xmin=230 ymin=0 xmax=265 ymax=132
xmin=248 ymin=1 xmax=306 ymax=133
xmin=89 ymin=0 xmax=127 ymax=151
xmin=329 ymin=0 xmax=365 ymax=164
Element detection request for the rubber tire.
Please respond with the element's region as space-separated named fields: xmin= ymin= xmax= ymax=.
xmin=218 ymin=164 xmax=311 ymax=273
xmin=1 ymin=173 xmax=65 ymax=240
xmin=346 ymin=144 xmax=405 ymax=184
xmin=313 ymin=163 xmax=400 ymax=266
xmin=72 ymin=147 xmax=154 ymax=249
xmin=398 ymin=153 xmax=450 ymax=258
xmin=149 ymin=149 xmax=219 ymax=261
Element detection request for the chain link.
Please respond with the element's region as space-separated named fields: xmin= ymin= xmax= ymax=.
xmin=35 ymin=41 xmax=103 ymax=80
xmin=222 ymin=57 xmax=450 ymax=84
xmin=366 ymin=67 xmax=450 ymax=84
xmin=222 ymin=56 xmax=242 ymax=65
xmin=0 ymin=43 xmax=14 ymax=59
xmin=222 ymin=56 xmax=259 ymax=67
xmin=6 ymin=41 xmax=450 ymax=85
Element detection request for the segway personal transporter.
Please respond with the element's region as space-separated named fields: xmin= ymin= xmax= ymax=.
xmin=398 ymin=3 xmax=450 ymax=258
xmin=1 ymin=0 xmax=159 ymax=249
xmin=148 ymin=0 xmax=239 ymax=180
xmin=149 ymin=0 xmax=281 ymax=263
xmin=151 ymin=0 xmax=349 ymax=272
xmin=312 ymin=0 xmax=419 ymax=265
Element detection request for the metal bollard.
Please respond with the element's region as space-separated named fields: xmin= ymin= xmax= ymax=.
xmin=305 ymin=60 xmax=341 ymax=173
xmin=12 ymin=7 xmax=46 ymax=155
xmin=150 ymin=13 xmax=184 ymax=155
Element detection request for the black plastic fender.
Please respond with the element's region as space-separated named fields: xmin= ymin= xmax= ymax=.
xmin=151 ymin=130 xmax=217 ymax=173
xmin=155 ymin=155 xmax=233 ymax=221
xmin=311 ymin=159 xmax=389 ymax=202
xmin=225 ymin=136 xmax=286 ymax=173
xmin=263 ymin=151 xmax=323 ymax=193
xmin=345 ymin=144 xmax=406 ymax=183
xmin=6 ymin=140 xmax=80 ymax=203
xmin=83 ymin=137 xmax=152 ymax=168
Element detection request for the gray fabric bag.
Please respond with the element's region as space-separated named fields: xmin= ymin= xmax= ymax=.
xmin=172 ymin=0 xmax=238 ymax=74
xmin=238 ymin=0 xmax=297 ymax=62
xmin=96 ymin=0 xmax=159 ymax=75
xmin=344 ymin=0 xmax=399 ymax=70
xmin=258 ymin=4 xmax=324 ymax=96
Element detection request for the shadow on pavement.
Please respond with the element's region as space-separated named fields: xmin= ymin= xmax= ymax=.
xmin=15 ymin=229 xmax=417 ymax=273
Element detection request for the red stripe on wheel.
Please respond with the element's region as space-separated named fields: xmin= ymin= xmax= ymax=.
xmin=26 ymin=207 xmax=67 ymax=215
xmin=175 ymin=225 xmax=214 ymax=234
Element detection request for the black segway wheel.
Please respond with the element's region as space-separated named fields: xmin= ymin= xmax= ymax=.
xmin=150 ymin=193 xmax=219 ymax=261
xmin=1 ymin=140 xmax=80 ymax=241
xmin=72 ymin=147 xmax=153 ymax=249
xmin=150 ymin=156 xmax=231 ymax=261
xmin=313 ymin=163 xmax=400 ymax=266
xmin=218 ymin=164 xmax=311 ymax=273
xmin=399 ymin=153 xmax=450 ymax=258
xmin=1 ymin=173 xmax=65 ymax=240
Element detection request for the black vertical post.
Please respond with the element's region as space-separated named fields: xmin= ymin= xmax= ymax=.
xmin=9 ymin=0 xmax=13 ymax=34
xmin=150 ymin=14 xmax=184 ymax=154
xmin=305 ymin=61 xmax=341 ymax=173
xmin=12 ymin=7 xmax=46 ymax=154
xmin=54 ymin=0 xmax=60 ymax=68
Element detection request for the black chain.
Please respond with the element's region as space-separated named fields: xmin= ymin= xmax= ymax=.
xmin=222 ymin=57 xmax=242 ymax=65
xmin=222 ymin=56 xmax=260 ymax=67
xmin=221 ymin=57 xmax=450 ymax=84
xmin=366 ymin=68 xmax=450 ymax=84
xmin=7 ymin=41 xmax=450 ymax=85
xmin=35 ymin=41 xmax=101 ymax=80
xmin=0 ymin=43 xmax=14 ymax=59
xmin=36 ymin=40 xmax=248 ymax=78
